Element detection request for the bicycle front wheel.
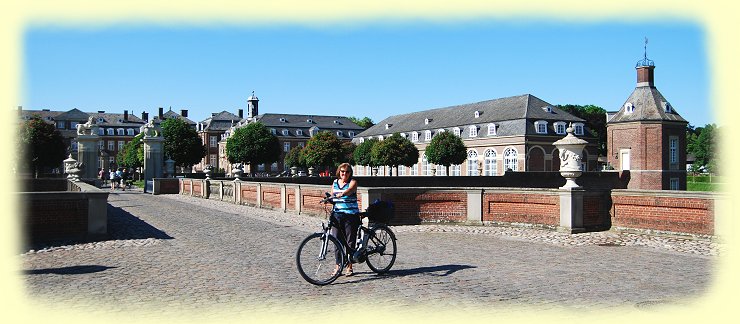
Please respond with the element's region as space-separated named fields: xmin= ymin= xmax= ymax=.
xmin=296 ymin=233 xmax=344 ymax=285
xmin=365 ymin=224 xmax=397 ymax=273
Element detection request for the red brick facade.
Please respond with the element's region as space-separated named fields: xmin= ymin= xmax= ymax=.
xmin=483 ymin=191 xmax=559 ymax=226
xmin=611 ymin=190 xmax=714 ymax=236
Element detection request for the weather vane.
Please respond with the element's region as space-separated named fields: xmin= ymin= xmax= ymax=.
xmin=644 ymin=37 xmax=648 ymax=60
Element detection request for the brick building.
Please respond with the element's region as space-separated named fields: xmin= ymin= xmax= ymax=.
xmin=216 ymin=93 xmax=364 ymax=175
xmin=606 ymin=54 xmax=688 ymax=190
xmin=354 ymin=94 xmax=599 ymax=176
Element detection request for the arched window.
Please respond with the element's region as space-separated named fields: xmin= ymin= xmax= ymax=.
xmin=453 ymin=127 xmax=461 ymax=137
xmin=484 ymin=149 xmax=497 ymax=176
xmin=468 ymin=125 xmax=478 ymax=137
xmin=504 ymin=148 xmax=518 ymax=171
xmin=411 ymin=132 xmax=419 ymax=142
xmin=487 ymin=123 xmax=496 ymax=136
xmin=425 ymin=130 xmax=432 ymax=141
xmin=467 ymin=150 xmax=479 ymax=176
xmin=422 ymin=154 xmax=431 ymax=176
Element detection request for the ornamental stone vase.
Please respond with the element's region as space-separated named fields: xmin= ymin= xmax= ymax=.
xmin=164 ymin=158 xmax=175 ymax=178
xmin=204 ymin=164 xmax=214 ymax=180
xmin=553 ymin=124 xmax=588 ymax=189
xmin=233 ymin=163 xmax=244 ymax=181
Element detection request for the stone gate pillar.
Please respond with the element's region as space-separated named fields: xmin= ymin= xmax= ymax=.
xmin=75 ymin=117 xmax=101 ymax=180
xmin=141 ymin=121 xmax=165 ymax=187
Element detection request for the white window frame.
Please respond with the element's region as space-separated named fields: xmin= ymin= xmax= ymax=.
xmin=284 ymin=142 xmax=291 ymax=152
xmin=425 ymin=130 xmax=432 ymax=141
xmin=210 ymin=154 xmax=218 ymax=168
xmin=337 ymin=131 xmax=343 ymax=137
xmin=349 ymin=131 xmax=355 ymax=138
xmin=411 ymin=132 xmax=419 ymax=142
xmin=468 ymin=125 xmax=477 ymax=137
xmin=270 ymin=128 xmax=277 ymax=135
xmin=98 ymin=140 xmax=104 ymax=150
xmin=117 ymin=128 xmax=125 ymax=136
xmin=57 ymin=121 xmax=66 ymax=129
xmin=98 ymin=128 xmax=105 ymax=135
xmin=410 ymin=163 xmax=418 ymax=176
xmin=422 ymin=154 xmax=431 ymax=176
xmin=282 ymin=129 xmax=289 ymax=136
xmin=503 ymin=147 xmax=518 ymax=171
xmin=210 ymin=136 xmax=218 ymax=147
xmin=398 ymin=165 xmax=406 ymax=176
xmin=487 ymin=123 xmax=496 ymax=136
xmin=573 ymin=123 xmax=584 ymax=136
xmin=71 ymin=140 xmax=78 ymax=151
xmin=117 ymin=140 xmax=124 ymax=151
xmin=625 ymin=102 xmax=634 ymax=113
xmin=670 ymin=178 xmax=679 ymax=190
xmin=70 ymin=121 xmax=79 ymax=130
xmin=453 ymin=127 xmax=461 ymax=137
xmin=450 ymin=164 xmax=461 ymax=176
xmin=467 ymin=150 xmax=479 ymax=176
xmin=127 ymin=128 xmax=135 ymax=136
xmin=484 ymin=149 xmax=497 ymax=176
xmin=554 ymin=122 xmax=567 ymax=135
xmin=377 ymin=135 xmax=383 ymax=141
xmin=107 ymin=128 xmax=115 ymax=135
xmin=107 ymin=141 xmax=115 ymax=151
xmin=534 ymin=120 xmax=548 ymax=134
xmin=436 ymin=164 xmax=446 ymax=176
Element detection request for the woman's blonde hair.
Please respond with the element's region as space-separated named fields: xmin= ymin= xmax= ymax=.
xmin=335 ymin=163 xmax=353 ymax=178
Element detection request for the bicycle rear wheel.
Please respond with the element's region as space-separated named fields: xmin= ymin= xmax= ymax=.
xmin=296 ymin=233 xmax=344 ymax=285
xmin=365 ymin=224 xmax=397 ymax=273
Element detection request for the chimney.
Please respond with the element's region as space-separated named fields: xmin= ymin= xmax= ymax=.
xmin=238 ymin=109 xmax=243 ymax=119
xmin=98 ymin=110 xmax=105 ymax=113
xmin=158 ymin=107 xmax=164 ymax=119
xmin=181 ymin=109 xmax=188 ymax=117
xmin=124 ymin=110 xmax=129 ymax=121
xmin=142 ymin=111 xmax=149 ymax=122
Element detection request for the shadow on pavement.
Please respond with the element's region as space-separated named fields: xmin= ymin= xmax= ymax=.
xmin=24 ymin=204 xmax=173 ymax=252
xmin=23 ymin=265 xmax=117 ymax=275
xmin=332 ymin=264 xmax=476 ymax=286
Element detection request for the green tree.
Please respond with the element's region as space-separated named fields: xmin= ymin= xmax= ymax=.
xmin=19 ymin=115 xmax=67 ymax=177
xmin=341 ymin=141 xmax=357 ymax=166
xmin=302 ymin=131 xmax=344 ymax=174
xmin=425 ymin=131 xmax=467 ymax=176
xmin=556 ymin=104 xmax=607 ymax=156
xmin=225 ymin=122 xmax=281 ymax=174
xmin=371 ymin=133 xmax=419 ymax=176
xmin=117 ymin=132 xmax=144 ymax=169
xmin=348 ymin=116 xmax=375 ymax=129
xmin=161 ymin=118 xmax=207 ymax=170
xmin=687 ymin=123 xmax=718 ymax=174
xmin=284 ymin=145 xmax=305 ymax=169
xmin=353 ymin=137 xmax=379 ymax=168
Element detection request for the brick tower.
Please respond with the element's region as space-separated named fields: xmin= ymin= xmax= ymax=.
xmin=606 ymin=43 xmax=688 ymax=190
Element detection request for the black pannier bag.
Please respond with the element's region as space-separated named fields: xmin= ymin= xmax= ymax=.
xmin=365 ymin=199 xmax=394 ymax=224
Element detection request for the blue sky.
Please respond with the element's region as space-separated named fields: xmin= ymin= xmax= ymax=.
xmin=22 ymin=20 xmax=711 ymax=127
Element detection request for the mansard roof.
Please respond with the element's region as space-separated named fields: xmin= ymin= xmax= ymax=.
xmin=254 ymin=113 xmax=364 ymax=131
xmin=359 ymin=94 xmax=584 ymax=137
xmin=200 ymin=110 xmax=245 ymax=132
xmin=153 ymin=109 xmax=196 ymax=126
xmin=54 ymin=108 xmax=89 ymax=121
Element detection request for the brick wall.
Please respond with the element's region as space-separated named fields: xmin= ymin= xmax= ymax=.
xmin=24 ymin=195 xmax=88 ymax=243
xmin=261 ymin=185 xmax=282 ymax=209
xmin=381 ymin=191 xmax=467 ymax=225
xmin=483 ymin=190 xmax=559 ymax=227
xmin=192 ymin=181 xmax=202 ymax=198
xmin=240 ymin=185 xmax=257 ymax=205
xmin=611 ymin=190 xmax=714 ymax=236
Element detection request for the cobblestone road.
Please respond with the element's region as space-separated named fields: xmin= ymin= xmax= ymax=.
xmin=20 ymin=190 xmax=718 ymax=321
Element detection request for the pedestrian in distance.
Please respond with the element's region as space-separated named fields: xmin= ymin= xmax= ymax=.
xmin=109 ymin=169 xmax=116 ymax=190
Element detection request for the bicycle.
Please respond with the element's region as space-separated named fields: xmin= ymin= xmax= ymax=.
xmin=296 ymin=193 xmax=397 ymax=286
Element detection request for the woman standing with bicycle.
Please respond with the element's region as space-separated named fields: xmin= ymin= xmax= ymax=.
xmin=331 ymin=163 xmax=361 ymax=276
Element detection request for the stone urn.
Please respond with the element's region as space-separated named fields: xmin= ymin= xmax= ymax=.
xmin=165 ymin=158 xmax=175 ymax=178
xmin=371 ymin=167 xmax=378 ymax=176
xmin=553 ymin=124 xmax=588 ymax=189
xmin=308 ymin=167 xmax=315 ymax=177
xmin=290 ymin=166 xmax=298 ymax=177
xmin=431 ymin=167 xmax=437 ymax=176
xmin=232 ymin=163 xmax=244 ymax=181
xmin=63 ymin=154 xmax=83 ymax=182
xmin=203 ymin=164 xmax=214 ymax=180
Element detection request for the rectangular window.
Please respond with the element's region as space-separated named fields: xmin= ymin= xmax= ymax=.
xmin=57 ymin=121 xmax=65 ymax=129
xmin=422 ymin=157 xmax=431 ymax=176
xmin=469 ymin=126 xmax=477 ymax=137
xmin=107 ymin=128 xmax=115 ymax=135
xmin=410 ymin=164 xmax=418 ymax=176
xmin=70 ymin=122 xmax=79 ymax=130
xmin=127 ymin=128 xmax=135 ymax=136
xmin=450 ymin=164 xmax=461 ymax=176
xmin=574 ymin=124 xmax=584 ymax=135
xmin=425 ymin=131 xmax=432 ymax=141
xmin=412 ymin=132 xmax=419 ymax=142
xmin=107 ymin=141 xmax=115 ymax=151
xmin=556 ymin=124 xmax=565 ymax=134
xmin=436 ymin=164 xmax=446 ymax=176
xmin=99 ymin=140 xmax=104 ymax=149
xmin=71 ymin=141 xmax=78 ymax=151
xmin=210 ymin=154 xmax=217 ymax=167
xmin=669 ymin=136 xmax=678 ymax=164
xmin=210 ymin=136 xmax=218 ymax=147
xmin=670 ymin=178 xmax=679 ymax=190
xmin=398 ymin=165 xmax=405 ymax=176
xmin=538 ymin=124 xmax=546 ymax=134
xmin=118 ymin=140 xmax=124 ymax=151
xmin=284 ymin=142 xmax=291 ymax=152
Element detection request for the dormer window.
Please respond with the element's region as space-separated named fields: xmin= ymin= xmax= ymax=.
xmin=425 ymin=130 xmax=432 ymax=141
xmin=117 ymin=128 xmax=125 ymax=136
xmin=118 ymin=118 xmax=123 ymax=123
xmin=625 ymin=102 xmax=634 ymax=113
xmin=127 ymin=129 xmax=135 ymax=136
xmin=359 ymin=137 xmax=365 ymax=143
xmin=270 ymin=128 xmax=277 ymax=135
xmin=282 ymin=129 xmax=289 ymax=136
xmin=487 ymin=123 xmax=496 ymax=136
xmin=98 ymin=128 xmax=105 ymax=135
xmin=107 ymin=128 xmax=115 ymax=135
xmin=348 ymin=131 xmax=355 ymax=138
xmin=663 ymin=102 xmax=672 ymax=113
xmin=377 ymin=135 xmax=383 ymax=141
xmin=534 ymin=120 xmax=548 ymax=134
xmin=45 ymin=116 xmax=53 ymax=121
xmin=474 ymin=111 xmax=480 ymax=118
xmin=333 ymin=120 xmax=341 ymax=124
xmin=385 ymin=123 xmax=392 ymax=129
xmin=468 ymin=125 xmax=477 ymax=137
xmin=56 ymin=121 xmax=66 ymax=129
xmin=307 ymin=119 xmax=314 ymax=124
xmin=424 ymin=118 xmax=431 ymax=125
xmin=400 ymin=133 xmax=407 ymax=138
xmin=542 ymin=106 xmax=553 ymax=113
xmin=296 ymin=129 xmax=303 ymax=136
xmin=453 ymin=127 xmax=461 ymax=137
xmin=97 ymin=117 xmax=105 ymax=123
xmin=437 ymin=129 xmax=445 ymax=136
xmin=411 ymin=131 xmax=419 ymax=142
xmin=573 ymin=123 xmax=585 ymax=136
xmin=337 ymin=130 xmax=344 ymax=137
xmin=279 ymin=117 xmax=287 ymax=123
xmin=554 ymin=121 xmax=567 ymax=135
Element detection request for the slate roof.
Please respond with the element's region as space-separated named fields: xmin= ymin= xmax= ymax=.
xmin=255 ymin=113 xmax=364 ymax=131
xmin=200 ymin=111 xmax=245 ymax=132
xmin=19 ymin=108 xmax=145 ymax=127
xmin=607 ymin=85 xmax=687 ymax=124
xmin=358 ymin=94 xmax=585 ymax=138
xmin=153 ymin=109 xmax=196 ymax=126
